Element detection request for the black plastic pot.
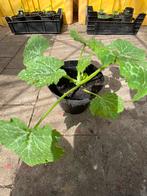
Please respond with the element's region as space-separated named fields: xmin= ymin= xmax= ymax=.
xmin=5 ymin=8 xmax=63 ymax=34
xmin=87 ymin=6 xmax=146 ymax=35
xmin=49 ymin=60 xmax=104 ymax=114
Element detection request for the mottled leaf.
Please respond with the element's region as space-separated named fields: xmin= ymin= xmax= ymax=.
xmin=90 ymin=93 xmax=124 ymax=119
xmin=87 ymin=38 xmax=116 ymax=66
xmin=19 ymin=56 xmax=66 ymax=87
xmin=0 ymin=118 xmax=64 ymax=166
xmin=110 ymin=39 xmax=146 ymax=62
xmin=119 ymin=60 xmax=147 ymax=101
xmin=24 ymin=35 xmax=49 ymax=66
xmin=110 ymin=39 xmax=147 ymax=101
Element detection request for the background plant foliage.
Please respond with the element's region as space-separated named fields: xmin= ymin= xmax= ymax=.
xmin=0 ymin=30 xmax=146 ymax=166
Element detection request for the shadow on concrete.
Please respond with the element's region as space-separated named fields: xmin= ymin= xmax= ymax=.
xmin=10 ymin=70 xmax=147 ymax=196
xmin=0 ymin=34 xmax=56 ymax=106
xmin=0 ymin=34 xmax=55 ymax=76
xmin=10 ymin=102 xmax=147 ymax=196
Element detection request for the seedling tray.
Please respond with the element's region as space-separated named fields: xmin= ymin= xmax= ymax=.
xmin=87 ymin=6 xmax=146 ymax=35
xmin=5 ymin=9 xmax=63 ymax=34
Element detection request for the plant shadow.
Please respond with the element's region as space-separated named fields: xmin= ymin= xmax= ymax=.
xmin=10 ymin=102 xmax=147 ymax=196
xmin=10 ymin=68 xmax=147 ymax=196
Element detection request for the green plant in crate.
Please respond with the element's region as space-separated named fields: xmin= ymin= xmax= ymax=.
xmin=0 ymin=30 xmax=147 ymax=166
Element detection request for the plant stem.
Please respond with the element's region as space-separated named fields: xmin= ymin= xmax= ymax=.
xmin=78 ymin=65 xmax=106 ymax=86
xmin=34 ymin=65 xmax=106 ymax=128
xmin=34 ymin=85 xmax=80 ymax=128
xmin=64 ymin=75 xmax=77 ymax=83
xmin=83 ymin=89 xmax=100 ymax=97
xmin=64 ymin=75 xmax=77 ymax=84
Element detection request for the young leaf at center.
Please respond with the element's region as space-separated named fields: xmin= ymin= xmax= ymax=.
xmin=77 ymin=56 xmax=91 ymax=74
xmin=76 ymin=56 xmax=91 ymax=82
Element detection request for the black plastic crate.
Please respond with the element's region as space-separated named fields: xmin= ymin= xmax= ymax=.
xmin=87 ymin=6 xmax=146 ymax=35
xmin=5 ymin=8 xmax=63 ymax=34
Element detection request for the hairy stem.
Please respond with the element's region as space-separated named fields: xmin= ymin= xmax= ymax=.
xmin=34 ymin=65 xmax=106 ymax=128
xmin=64 ymin=75 xmax=76 ymax=83
xmin=34 ymin=85 xmax=80 ymax=128
xmin=78 ymin=65 xmax=106 ymax=86
xmin=83 ymin=89 xmax=100 ymax=97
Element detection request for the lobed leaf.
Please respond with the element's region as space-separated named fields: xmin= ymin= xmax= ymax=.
xmin=86 ymin=38 xmax=116 ymax=66
xmin=24 ymin=35 xmax=49 ymax=66
xmin=0 ymin=118 xmax=64 ymax=166
xmin=19 ymin=56 xmax=66 ymax=88
xmin=90 ymin=93 xmax=124 ymax=119
xmin=109 ymin=39 xmax=146 ymax=62
xmin=119 ymin=60 xmax=147 ymax=101
xmin=110 ymin=39 xmax=147 ymax=101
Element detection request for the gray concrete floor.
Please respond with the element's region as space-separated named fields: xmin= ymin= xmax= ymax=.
xmin=0 ymin=25 xmax=147 ymax=196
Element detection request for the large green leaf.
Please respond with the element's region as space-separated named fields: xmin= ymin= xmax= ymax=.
xmin=90 ymin=93 xmax=124 ymax=119
xmin=109 ymin=39 xmax=146 ymax=62
xmin=0 ymin=118 xmax=64 ymax=166
xmin=19 ymin=56 xmax=66 ymax=87
xmin=24 ymin=35 xmax=49 ymax=66
xmin=110 ymin=39 xmax=147 ymax=101
xmin=86 ymin=38 xmax=116 ymax=66
xmin=119 ymin=60 xmax=147 ymax=101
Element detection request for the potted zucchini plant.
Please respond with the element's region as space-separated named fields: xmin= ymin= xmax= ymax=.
xmin=0 ymin=30 xmax=147 ymax=166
